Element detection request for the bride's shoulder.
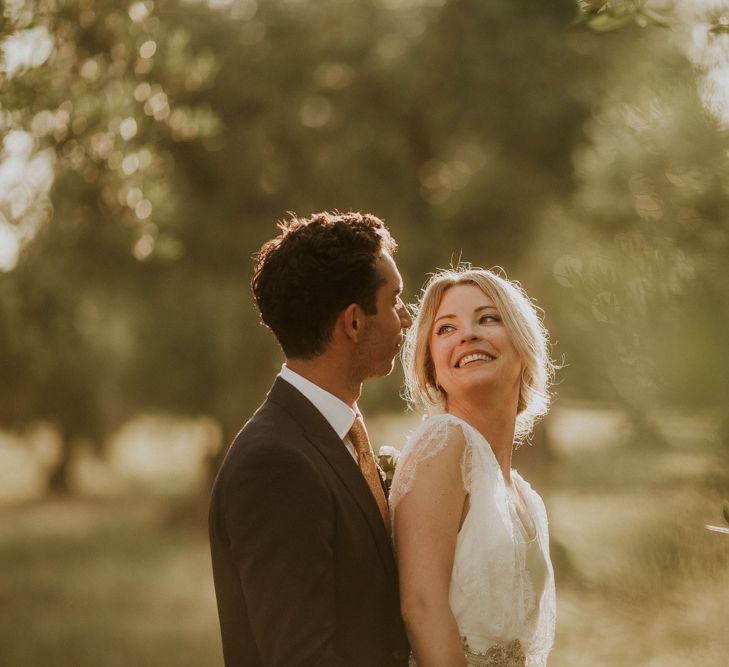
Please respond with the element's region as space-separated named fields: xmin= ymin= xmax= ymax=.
xmin=403 ymin=412 xmax=475 ymax=455
xmin=390 ymin=414 xmax=471 ymax=505
xmin=409 ymin=412 xmax=480 ymax=438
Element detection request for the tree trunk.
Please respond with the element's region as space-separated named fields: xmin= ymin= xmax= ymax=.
xmin=47 ymin=427 xmax=73 ymax=496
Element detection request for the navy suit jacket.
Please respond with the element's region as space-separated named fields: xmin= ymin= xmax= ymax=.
xmin=209 ymin=378 xmax=410 ymax=666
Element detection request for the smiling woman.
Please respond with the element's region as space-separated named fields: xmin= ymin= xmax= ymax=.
xmin=429 ymin=284 xmax=523 ymax=423
xmin=403 ymin=267 xmax=554 ymax=444
xmin=393 ymin=266 xmax=557 ymax=667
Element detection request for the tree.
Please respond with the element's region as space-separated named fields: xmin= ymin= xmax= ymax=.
xmin=527 ymin=9 xmax=729 ymax=445
xmin=0 ymin=0 xmax=607 ymax=491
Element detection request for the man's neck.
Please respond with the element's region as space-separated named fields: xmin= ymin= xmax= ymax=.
xmin=285 ymin=357 xmax=362 ymax=407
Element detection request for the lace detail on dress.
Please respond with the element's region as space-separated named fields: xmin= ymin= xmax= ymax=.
xmin=389 ymin=413 xmax=488 ymax=518
xmin=461 ymin=434 xmax=474 ymax=495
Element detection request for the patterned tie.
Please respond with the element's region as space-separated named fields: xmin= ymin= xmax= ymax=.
xmin=348 ymin=416 xmax=390 ymax=531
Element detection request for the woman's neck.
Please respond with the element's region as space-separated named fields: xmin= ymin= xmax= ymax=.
xmin=446 ymin=393 xmax=518 ymax=484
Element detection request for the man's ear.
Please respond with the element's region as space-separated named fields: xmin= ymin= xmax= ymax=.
xmin=341 ymin=303 xmax=362 ymax=342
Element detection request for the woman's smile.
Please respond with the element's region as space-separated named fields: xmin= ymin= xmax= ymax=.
xmin=454 ymin=351 xmax=496 ymax=368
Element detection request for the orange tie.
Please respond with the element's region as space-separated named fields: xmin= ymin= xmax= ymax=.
xmin=348 ymin=416 xmax=390 ymax=532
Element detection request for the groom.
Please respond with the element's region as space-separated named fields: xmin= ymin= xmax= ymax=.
xmin=209 ymin=212 xmax=412 ymax=666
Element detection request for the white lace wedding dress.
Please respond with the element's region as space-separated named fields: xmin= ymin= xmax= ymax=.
xmin=390 ymin=414 xmax=556 ymax=667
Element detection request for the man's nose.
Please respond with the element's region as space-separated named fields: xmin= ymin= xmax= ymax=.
xmin=400 ymin=304 xmax=413 ymax=329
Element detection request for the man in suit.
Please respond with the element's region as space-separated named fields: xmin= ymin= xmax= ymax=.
xmin=209 ymin=211 xmax=412 ymax=666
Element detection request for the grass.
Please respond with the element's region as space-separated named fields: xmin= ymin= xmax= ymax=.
xmin=545 ymin=443 xmax=729 ymax=666
xmin=1 ymin=407 xmax=729 ymax=666
xmin=0 ymin=498 xmax=222 ymax=667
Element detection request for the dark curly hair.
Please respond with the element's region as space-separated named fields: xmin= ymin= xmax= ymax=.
xmin=251 ymin=211 xmax=398 ymax=358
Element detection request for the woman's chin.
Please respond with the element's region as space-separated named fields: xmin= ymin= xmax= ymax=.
xmin=446 ymin=371 xmax=520 ymax=402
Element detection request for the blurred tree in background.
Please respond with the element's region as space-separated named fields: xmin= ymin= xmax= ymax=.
xmin=1 ymin=0 xmax=235 ymax=491
xmin=531 ymin=3 xmax=729 ymax=450
xmin=1 ymin=0 xmax=728 ymax=493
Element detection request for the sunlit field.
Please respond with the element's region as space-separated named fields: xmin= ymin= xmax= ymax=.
xmin=1 ymin=404 xmax=728 ymax=667
xmin=0 ymin=497 xmax=220 ymax=667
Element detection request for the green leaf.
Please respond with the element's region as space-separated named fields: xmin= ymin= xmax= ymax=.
xmin=586 ymin=12 xmax=633 ymax=33
xmin=571 ymin=12 xmax=594 ymax=28
xmin=577 ymin=0 xmax=609 ymax=13
xmin=639 ymin=8 xmax=673 ymax=29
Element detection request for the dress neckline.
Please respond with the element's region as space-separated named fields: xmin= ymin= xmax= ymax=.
xmin=509 ymin=499 xmax=538 ymax=543
xmin=438 ymin=412 xmax=538 ymax=542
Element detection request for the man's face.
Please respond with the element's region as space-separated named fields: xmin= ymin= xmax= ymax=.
xmin=355 ymin=252 xmax=412 ymax=380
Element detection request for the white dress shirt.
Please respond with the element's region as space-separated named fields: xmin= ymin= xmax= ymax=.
xmin=278 ymin=364 xmax=358 ymax=460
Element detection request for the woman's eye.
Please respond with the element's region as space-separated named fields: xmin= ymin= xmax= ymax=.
xmin=480 ymin=314 xmax=500 ymax=324
xmin=436 ymin=324 xmax=454 ymax=335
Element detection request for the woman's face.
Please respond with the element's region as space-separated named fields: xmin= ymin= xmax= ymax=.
xmin=428 ymin=283 xmax=521 ymax=405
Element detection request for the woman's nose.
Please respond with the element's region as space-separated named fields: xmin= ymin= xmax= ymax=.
xmin=460 ymin=324 xmax=480 ymax=342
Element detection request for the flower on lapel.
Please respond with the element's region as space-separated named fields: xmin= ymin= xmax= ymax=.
xmin=376 ymin=445 xmax=400 ymax=496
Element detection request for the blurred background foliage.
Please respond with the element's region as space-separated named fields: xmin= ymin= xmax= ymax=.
xmin=1 ymin=0 xmax=729 ymax=665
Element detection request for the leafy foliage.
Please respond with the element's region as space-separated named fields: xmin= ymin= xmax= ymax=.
xmin=2 ymin=0 xmax=729 ymax=491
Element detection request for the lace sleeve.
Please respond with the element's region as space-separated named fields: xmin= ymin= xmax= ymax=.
xmin=389 ymin=413 xmax=473 ymax=516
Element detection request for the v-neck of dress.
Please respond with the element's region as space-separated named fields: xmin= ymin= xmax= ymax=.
xmin=444 ymin=413 xmax=538 ymax=542
xmin=507 ymin=485 xmax=538 ymax=543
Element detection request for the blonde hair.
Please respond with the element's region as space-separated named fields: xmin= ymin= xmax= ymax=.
xmin=402 ymin=266 xmax=554 ymax=444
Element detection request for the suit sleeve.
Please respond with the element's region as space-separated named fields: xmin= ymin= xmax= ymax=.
xmin=222 ymin=443 xmax=346 ymax=667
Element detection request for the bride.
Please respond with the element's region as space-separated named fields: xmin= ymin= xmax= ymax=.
xmin=390 ymin=267 xmax=556 ymax=667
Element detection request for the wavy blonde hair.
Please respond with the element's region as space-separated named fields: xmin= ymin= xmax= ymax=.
xmin=402 ymin=266 xmax=554 ymax=444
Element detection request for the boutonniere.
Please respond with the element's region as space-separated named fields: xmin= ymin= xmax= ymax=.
xmin=376 ymin=445 xmax=400 ymax=496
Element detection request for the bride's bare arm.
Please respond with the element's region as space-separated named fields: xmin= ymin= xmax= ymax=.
xmin=394 ymin=429 xmax=468 ymax=667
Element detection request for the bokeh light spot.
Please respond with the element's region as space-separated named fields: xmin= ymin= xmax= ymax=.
xmin=121 ymin=154 xmax=140 ymax=175
xmin=133 ymin=232 xmax=155 ymax=260
xmin=80 ymin=58 xmax=100 ymax=81
xmin=134 ymin=82 xmax=152 ymax=102
xmin=135 ymin=199 xmax=152 ymax=219
xmin=299 ymin=96 xmax=332 ymax=128
xmin=139 ymin=40 xmax=157 ymax=59
xmin=129 ymin=1 xmax=152 ymax=24
xmin=1 ymin=26 xmax=54 ymax=78
xmin=119 ymin=117 xmax=138 ymax=141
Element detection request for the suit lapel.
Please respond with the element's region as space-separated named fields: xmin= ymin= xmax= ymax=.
xmin=267 ymin=378 xmax=397 ymax=580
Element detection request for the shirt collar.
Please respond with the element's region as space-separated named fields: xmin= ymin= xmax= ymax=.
xmin=278 ymin=364 xmax=357 ymax=440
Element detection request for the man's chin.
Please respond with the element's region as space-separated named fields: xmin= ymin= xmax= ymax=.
xmin=365 ymin=359 xmax=396 ymax=380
